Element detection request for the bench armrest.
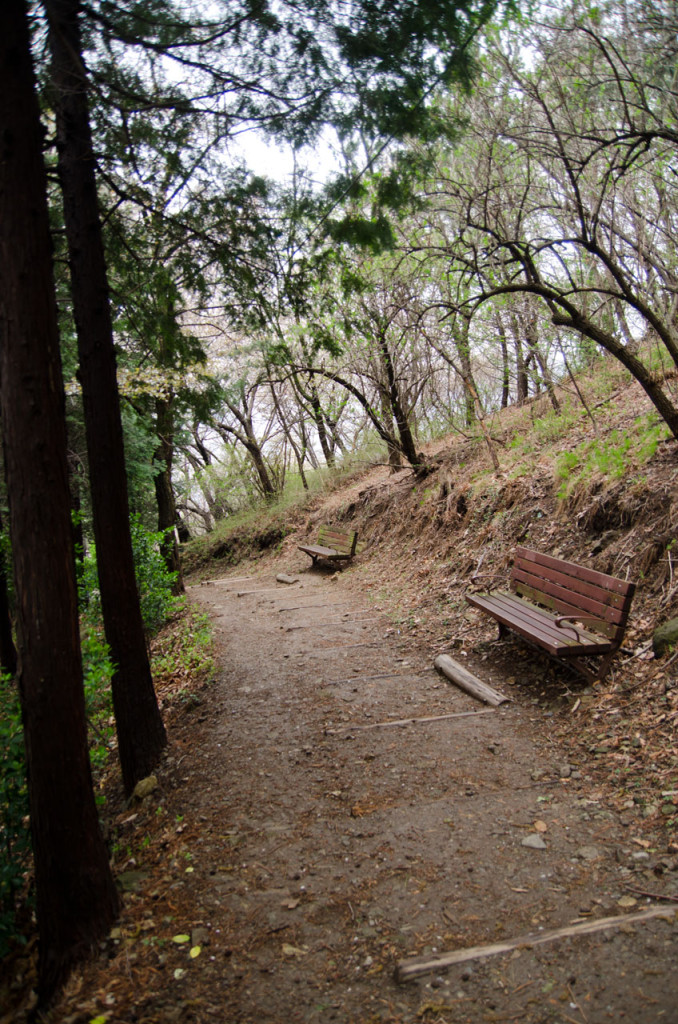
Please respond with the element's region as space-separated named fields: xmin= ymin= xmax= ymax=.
xmin=555 ymin=614 xmax=604 ymax=639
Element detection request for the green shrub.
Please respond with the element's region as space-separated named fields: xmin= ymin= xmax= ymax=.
xmin=556 ymin=416 xmax=670 ymax=499
xmin=79 ymin=514 xmax=179 ymax=634
xmin=81 ymin=624 xmax=116 ymax=777
xmin=129 ymin=516 xmax=180 ymax=633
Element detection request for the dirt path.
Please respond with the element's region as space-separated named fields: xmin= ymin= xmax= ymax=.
xmin=154 ymin=557 xmax=678 ymax=1024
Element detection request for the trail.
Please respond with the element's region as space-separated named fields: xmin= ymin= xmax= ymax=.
xmin=166 ymin=559 xmax=678 ymax=1023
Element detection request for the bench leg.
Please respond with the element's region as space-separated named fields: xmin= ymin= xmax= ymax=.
xmin=570 ymin=651 xmax=616 ymax=684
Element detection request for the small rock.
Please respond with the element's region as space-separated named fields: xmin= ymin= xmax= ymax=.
xmin=522 ymin=834 xmax=547 ymax=850
xmin=131 ymin=775 xmax=159 ymax=801
xmin=653 ymin=618 xmax=678 ymax=658
xmin=575 ymin=845 xmax=601 ymax=861
xmin=191 ymin=927 xmax=210 ymax=947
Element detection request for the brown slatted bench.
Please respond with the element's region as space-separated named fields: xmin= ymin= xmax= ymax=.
xmin=465 ymin=546 xmax=636 ymax=683
xmin=298 ymin=525 xmax=362 ymax=567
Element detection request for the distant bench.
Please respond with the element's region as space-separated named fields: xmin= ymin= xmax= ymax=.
xmin=465 ymin=546 xmax=636 ymax=683
xmin=298 ymin=526 xmax=362 ymax=568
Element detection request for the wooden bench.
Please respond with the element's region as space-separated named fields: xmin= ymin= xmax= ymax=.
xmin=298 ymin=526 xmax=361 ymax=567
xmin=465 ymin=546 xmax=635 ymax=683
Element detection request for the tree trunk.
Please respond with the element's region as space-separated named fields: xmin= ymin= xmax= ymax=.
xmin=268 ymin=381 xmax=309 ymax=489
xmin=510 ymin=311 xmax=529 ymax=404
xmin=379 ymin=391 xmax=403 ymax=469
xmin=0 ymin=508 xmax=17 ymax=678
xmin=308 ymin=381 xmax=335 ymax=467
xmin=45 ymin=0 xmax=166 ymax=795
xmin=376 ymin=331 xmax=420 ymax=466
xmin=494 ymin=314 xmax=511 ymax=409
xmin=153 ymin=396 xmax=184 ymax=593
xmin=0 ymin=1 xmax=119 ymax=1000
xmin=453 ymin=317 xmax=479 ymax=427
xmin=525 ymin=309 xmax=559 ymax=412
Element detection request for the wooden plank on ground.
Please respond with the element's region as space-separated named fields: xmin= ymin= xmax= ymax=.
xmin=307 ymin=641 xmax=385 ymax=651
xmin=326 ymin=670 xmax=435 ymax=685
xmin=434 ymin=654 xmax=510 ymax=706
xmin=340 ymin=708 xmax=497 ymax=732
xmin=278 ymin=601 xmax=352 ymax=611
xmin=203 ymin=576 xmax=255 ymax=585
xmin=238 ymin=586 xmax=307 ymax=596
xmin=395 ymin=905 xmax=677 ymax=983
xmin=285 ymin=617 xmax=380 ymax=631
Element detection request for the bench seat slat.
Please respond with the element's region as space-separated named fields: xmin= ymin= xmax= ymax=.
xmin=298 ymin=543 xmax=353 ymax=560
xmin=299 ymin=525 xmax=361 ymax=565
xmin=467 ymin=591 xmax=614 ymax=656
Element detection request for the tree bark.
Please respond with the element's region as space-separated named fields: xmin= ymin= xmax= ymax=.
xmin=45 ymin=0 xmax=166 ymax=794
xmin=0 ymin=509 xmax=17 ymax=678
xmin=494 ymin=314 xmax=511 ymax=409
xmin=375 ymin=330 xmax=420 ymax=466
xmin=0 ymin=0 xmax=119 ymax=999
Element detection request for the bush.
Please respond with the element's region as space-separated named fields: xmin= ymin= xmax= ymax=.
xmin=79 ymin=514 xmax=179 ymax=634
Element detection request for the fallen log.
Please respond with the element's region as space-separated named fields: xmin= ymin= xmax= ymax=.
xmin=395 ymin=905 xmax=677 ymax=983
xmin=434 ymin=654 xmax=509 ymax=706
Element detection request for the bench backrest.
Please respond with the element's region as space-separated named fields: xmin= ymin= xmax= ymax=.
xmin=511 ymin=546 xmax=635 ymax=643
xmin=317 ymin=525 xmax=360 ymax=556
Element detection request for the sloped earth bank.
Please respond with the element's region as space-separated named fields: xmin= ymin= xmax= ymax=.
xmin=43 ymin=551 xmax=678 ymax=1024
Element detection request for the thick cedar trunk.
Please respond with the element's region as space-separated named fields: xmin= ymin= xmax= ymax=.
xmin=0 ymin=509 xmax=17 ymax=677
xmin=45 ymin=0 xmax=166 ymax=794
xmin=154 ymin=396 xmax=184 ymax=593
xmin=0 ymin=0 xmax=119 ymax=1000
